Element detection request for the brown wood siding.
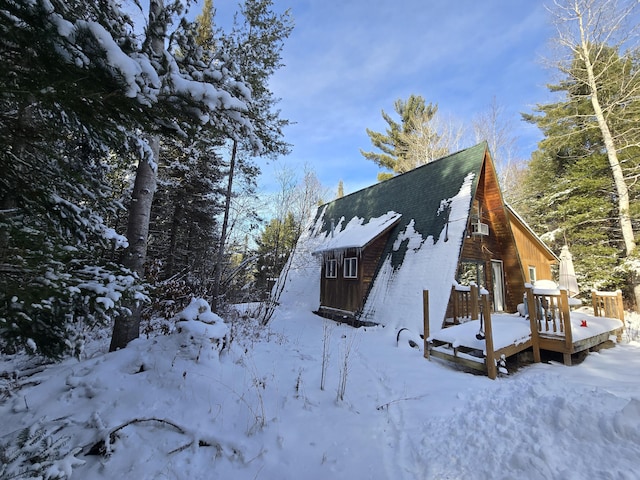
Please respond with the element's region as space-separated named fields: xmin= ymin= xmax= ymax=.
xmin=510 ymin=218 xmax=555 ymax=283
xmin=454 ymin=153 xmax=525 ymax=314
xmin=319 ymin=232 xmax=391 ymax=314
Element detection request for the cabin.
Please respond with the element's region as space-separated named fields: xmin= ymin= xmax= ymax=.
xmin=304 ymin=142 xmax=553 ymax=331
xmin=279 ymin=142 xmax=624 ymax=378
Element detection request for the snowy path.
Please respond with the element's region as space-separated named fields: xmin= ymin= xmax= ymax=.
xmin=355 ymin=347 xmax=429 ymax=479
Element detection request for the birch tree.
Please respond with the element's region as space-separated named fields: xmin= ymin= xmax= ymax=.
xmin=111 ymin=0 xmax=264 ymax=350
xmin=546 ymin=0 xmax=640 ymax=307
xmin=109 ymin=0 xmax=165 ymax=352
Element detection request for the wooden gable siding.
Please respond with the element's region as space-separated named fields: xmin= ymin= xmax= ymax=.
xmin=508 ymin=214 xmax=555 ymax=283
xmin=456 ymin=153 xmax=525 ymax=314
xmin=319 ymin=232 xmax=389 ymax=314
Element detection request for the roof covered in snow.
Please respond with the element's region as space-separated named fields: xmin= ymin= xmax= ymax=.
xmin=312 ymin=211 xmax=402 ymax=254
xmin=279 ymin=142 xmax=490 ymax=335
xmin=313 ymin=142 xmax=487 ymax=269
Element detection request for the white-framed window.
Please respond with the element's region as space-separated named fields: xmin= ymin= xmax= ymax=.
xmin=343 ymin=257 xmax=358 ymax=278
xmin=528 ymin=266 xmax=537 ymax=283
xmin=325 ymin=259 xmax=337 ymax=278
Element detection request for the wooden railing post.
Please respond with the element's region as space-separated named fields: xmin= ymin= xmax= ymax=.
xmin=526 ymin=285 xmax=541 ymax=363
xmin=470 ymin=284 xmax=479 ymax=320
xmin=616 ymin=290 xmax=625 ymax=324
xmin=616 ymin=290 xmax=625 ymax=342
xmin=592 ymin=290 xmax=625 ymax=324
xmin=591 ymin=291 xmax=600 ymax=317
xmin=482 ymin=294 xmax=497 ymax=380
xmin=560 ymin=289 xmax=572 ymax=351
xmin=450 ymin=286 xmax=458 ymax=324
xmin=423 ymin=290 xmax=430 ymax=359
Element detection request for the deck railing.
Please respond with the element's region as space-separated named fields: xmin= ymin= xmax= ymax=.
xmin=428 ymin=285 xmax=627 ymax=377
xmin=449 ymin=284 xmax=479 ymax=324
xmin=591 ymin=290 xmax=624 ymax=324
xmin=429 ymin=286 xmax=498 ymax=378
xmin=527 ymin=288 xmax=571 ymax=335
xmin=525 ymin=285 xmax=572 ymax=363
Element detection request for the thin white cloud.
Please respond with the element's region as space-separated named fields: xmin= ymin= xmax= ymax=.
xmin=219 ymin=0 xmax=558 ymax=194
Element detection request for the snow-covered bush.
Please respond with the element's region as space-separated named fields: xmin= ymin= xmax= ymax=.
xmin=0 ymin=419 xmax=84 ymax=479
xmin=141 ymin=264 xmax=194 ymax=338
xmin=1 ymin=262 xmax=145 ymax=360
xmin=174 ymin=298 xmax=230 ymax=355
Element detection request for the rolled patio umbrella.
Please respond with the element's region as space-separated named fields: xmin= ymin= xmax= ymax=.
xmin=559 ymin=244 xmax=579 ymax=297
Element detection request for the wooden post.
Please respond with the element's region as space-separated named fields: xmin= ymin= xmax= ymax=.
xmin=591 ymin=291 xmax=600 ymax=317
xmin=616 ymin=290 xmax=625 ymax=324
xmin=526 ymin=286 xmax=541 ymax=363
xmin=450 ymin=286 xmax=457 ymax=323
xmin=482 ymin=294 xmax=497 ymax=380
xmin=616 ymin=290 xmax=624 ymax=342
xmin=423 ymin=290 xmax=430 ymax=359
xmin=560 ymin=289 xmax=572 ymax=352
xmin=470 ymin=284 xmax=479 ymax=320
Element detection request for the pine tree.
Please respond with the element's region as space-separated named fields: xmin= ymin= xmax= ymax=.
xmin=541 ymin=0 xmax=640 ymax=308
xmin=360 ymin=95 xmax=450 ymax=181
xmin=195 ymin=0 xmax=216 ymax=51
xmin=210 ymin=0 xmax=293 ymax=311
xmin=254 ymin=213 xmax=299 ymax=298
xmin=522 ymin=43 xmax=640 ymax=297
xmin=0 ymin=0 xmax=151 ymax=358
xmin=0 ymin=0 xmax=265 ymax=355
xmin=110 ymin=0 xmax=271 ymax=349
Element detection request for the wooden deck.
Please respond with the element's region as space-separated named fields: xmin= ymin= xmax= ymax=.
xmin=526 ymin=286 xmax=624 ymax=366
xmin=424 ymin=286 xmax=625 ymax=379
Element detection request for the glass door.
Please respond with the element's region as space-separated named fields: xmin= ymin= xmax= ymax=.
xmin=491 ymin=260 xmax=505 ymax=312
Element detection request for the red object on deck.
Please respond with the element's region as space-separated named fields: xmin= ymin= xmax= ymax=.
xmin=580 ymin=320 xmax=588 ymax=327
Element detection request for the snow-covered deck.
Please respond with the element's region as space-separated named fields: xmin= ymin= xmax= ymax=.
xmin=428 ymin=311 xmax=624 ymax=378
xmin=432 ymin=314 xmax=531 ymax=353
xmin=429 ymin=314 xmax=533 ymax=376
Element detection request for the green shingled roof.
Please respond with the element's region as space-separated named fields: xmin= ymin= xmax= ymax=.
xmin=315 ymin=142 xmax=487 ymax=268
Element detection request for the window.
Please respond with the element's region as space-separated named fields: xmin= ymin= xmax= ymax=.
xmin=325 ymin=259 xmax=337 ymax=278
xmin=343 ymin=257 xmax=358 ymax=278
xmin=528 ymin=266 xmax=537 ymax=284
xmin=457 ymin=260 xmax=486 ymax=287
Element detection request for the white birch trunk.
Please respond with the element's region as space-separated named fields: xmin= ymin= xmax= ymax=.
xmin=110 ymin=0 xmax=164 ymax=350
xmin=576 ymin=5 xmax=640 ymax=309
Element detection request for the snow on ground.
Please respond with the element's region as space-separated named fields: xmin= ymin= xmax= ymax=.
xmin=1 ymin=301 xmax=640 ymax=479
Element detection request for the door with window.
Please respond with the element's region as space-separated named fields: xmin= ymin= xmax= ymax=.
xmin=491 ymin=260 xmax=505 ymax=312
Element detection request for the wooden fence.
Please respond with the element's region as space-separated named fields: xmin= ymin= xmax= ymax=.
xmin=592 ymin=290 xmax=624 ymax=323
xmin=449 ymin=284 xmax=480 ymax=324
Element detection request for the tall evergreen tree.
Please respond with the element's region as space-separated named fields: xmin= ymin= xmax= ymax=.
xmin=360 ymin=95 xmax=449 ymax=180
xmin=0 ymin=0 xmax=264 ymax=355
xmin=522 ymin=43 xmax=640 ymax=298
xmin=0 ymin=0 xmax=152 ymax=357
xmin=254 ymin=213 xmax=298 ymax=298
xmin=542 ymin=0 xmax=640 ymax=308
xmin=111 ymin=0 xmax=266 ymax=350
xmin=195 ymin=0 xmax=215 ymax=50
xmin=210 ymin=0 xmax=293 ymax=311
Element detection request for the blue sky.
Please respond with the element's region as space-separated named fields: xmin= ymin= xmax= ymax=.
xmin=209 ymin=0 xmax=558 ymax=197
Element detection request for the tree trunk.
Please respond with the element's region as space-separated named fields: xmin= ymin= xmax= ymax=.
xmin=578 ymin=15 xmax=639 ymax=309
xmin=109 ymin=137 xmax=158 ymax=351
xmin=211 ymin=140 xmax=237 ymax=312
xmin=110 ymin=0 xmax=165 ymax=349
